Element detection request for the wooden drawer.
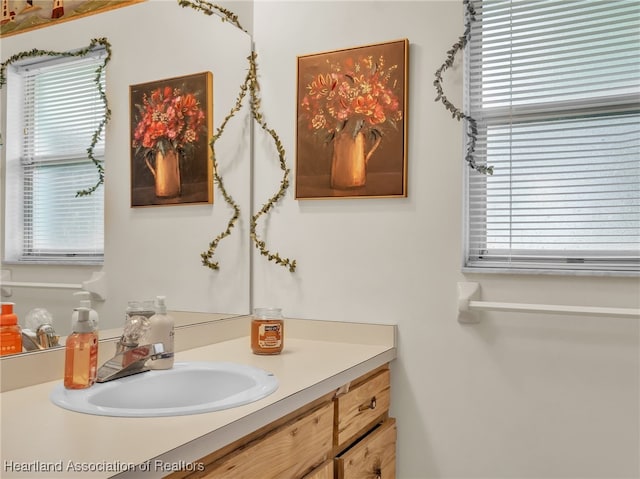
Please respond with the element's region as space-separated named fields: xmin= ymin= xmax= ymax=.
xmin=302 ymin=460 xmax=333 ymax=479
xmin=335 ymin=418 xmax=396 ymax=479
xmin=196 ymin=401 xmax=334 ymax=479
xmin=334 ymin=368 xmax=390 ymax=449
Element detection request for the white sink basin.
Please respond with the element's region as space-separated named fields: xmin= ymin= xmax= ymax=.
xmin=50 ymin=361 xmax=278 ymax=417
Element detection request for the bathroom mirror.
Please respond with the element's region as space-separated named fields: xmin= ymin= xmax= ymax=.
xmin=0 ymin=0 xmax=254 ymax=346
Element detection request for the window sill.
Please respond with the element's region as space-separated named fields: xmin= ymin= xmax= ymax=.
xmin=462 ymin=266 xmax=639 ymax=278
xmin=2 ymin=259 xmax=104 ymax=267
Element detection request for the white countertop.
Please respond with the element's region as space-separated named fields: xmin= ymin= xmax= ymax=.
xmin=0 ymin=317 xmax=396 ymax=478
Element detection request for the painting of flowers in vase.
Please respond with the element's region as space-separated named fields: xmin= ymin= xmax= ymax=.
xmin=1 ymin=0 xmax=144 ymax=38
xmin=130 ymin=71 xmax=213 ymax=207
xmin=296 ymin=39 xmax=408 ymax=199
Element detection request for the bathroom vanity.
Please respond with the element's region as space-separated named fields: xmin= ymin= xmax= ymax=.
xmin=0 ymin=314 xmax=397 ymax=479
xmin=166 ymin=364 xmax=395 ymax=479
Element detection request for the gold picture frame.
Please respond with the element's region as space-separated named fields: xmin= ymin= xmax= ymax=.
xmin=296 ymin=39 xmax=409 ymax=199
xmin=130 ymin=71 xmax=213 ymax=207
xmin=1 ymin=0 xmax=145 ymax=38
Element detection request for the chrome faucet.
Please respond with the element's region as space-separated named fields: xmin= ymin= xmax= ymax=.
xmin=96 ymin=342 xmax=173 ymax=383
xmin=22 ymin=324 xmax=60 ymax=351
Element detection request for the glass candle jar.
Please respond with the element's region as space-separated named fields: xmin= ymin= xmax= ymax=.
xmin=251 ymin=308 xmax=284 ymax=355
xmin=1 ymin=302 xmax=22 ymax=356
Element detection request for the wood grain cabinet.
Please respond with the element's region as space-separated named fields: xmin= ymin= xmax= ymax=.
xmin=334 ymin=367 xmax=396 ymax=479
xmin=335 ymin=419 xmax=396 ymax=479
xmin=302 ymin=460 xmax=333 ymax=479
xmin=170 ymin=364 xmax=395 ymax=479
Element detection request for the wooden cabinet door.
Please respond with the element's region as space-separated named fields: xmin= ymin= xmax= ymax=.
xmin=302 ymin=460 xmax=333 ymax=479
xmin=335 ymin=418 xmax=396 ymax=479
xmin=198 ymin=401 xmax=334 ymax=479
xmin=335 ymin=368 xmax=391 ymax=450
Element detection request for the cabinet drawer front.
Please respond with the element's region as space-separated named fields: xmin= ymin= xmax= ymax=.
xmin=336 ymin=418 xmax=396 ymax=479
xmin=302 ymin=460 xmax=333 ymax=479
xmin=335 ymin=369 xmax=390 ymax=448
xmin=201 ymin=401 xmax=334 ymax=479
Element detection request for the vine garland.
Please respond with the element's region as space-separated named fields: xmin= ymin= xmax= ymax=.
xmin=178 ymin=0 xmax=246 ymax=33
xmin=199 ymin=66 xmax=246 ymax=270
xmin=0 ymin=37 xmax=112 ymax=196
xmin=433 ymin=0 xmax=492 ymax=175
xmin=179 ymin=0 xmax=296 ymax=272
xmin=246 ymin=51 xmax=296 ymax=273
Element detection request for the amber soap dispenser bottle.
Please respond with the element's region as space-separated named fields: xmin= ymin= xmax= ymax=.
xmin=64 ymin=307 xmax=98 ymax=389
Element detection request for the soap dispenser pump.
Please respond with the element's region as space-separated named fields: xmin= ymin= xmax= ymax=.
xmin=144 ymin=296 xmax=174 ymax=370
xmin=73 ymin=291 xmax=99 ymax=328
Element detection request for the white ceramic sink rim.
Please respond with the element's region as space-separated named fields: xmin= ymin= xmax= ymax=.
xmin=50 ymin=361 xmax=278 ymax=417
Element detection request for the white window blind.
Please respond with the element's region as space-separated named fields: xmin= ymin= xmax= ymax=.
xmin=465 ymin=0 xmax=640 ymax=274
xmin=18 ymin=51 xmax=105 ymax=262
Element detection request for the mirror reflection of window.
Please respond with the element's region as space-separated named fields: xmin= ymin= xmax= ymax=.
xmin=5 ymin=49 xmax=106 ymax=264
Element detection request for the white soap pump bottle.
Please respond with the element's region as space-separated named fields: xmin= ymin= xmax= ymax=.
xmin=73 ymin=291 xmax=99 ymax=329
xmin=145 ymin=295 xmax=174 ymax=369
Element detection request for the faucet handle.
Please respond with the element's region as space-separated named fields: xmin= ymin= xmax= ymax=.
xmin=96 ymin=342 xmax=169 ymax=383
xmin=36 ymin=324 xmax=59 ymax=348
xmin=122 ymin=343 xmax=164 ymax=368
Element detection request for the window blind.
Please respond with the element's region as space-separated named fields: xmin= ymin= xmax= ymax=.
xmin=465 ymin=0 xmax=640 ymax=274
xmin=19 ymin=51 xmax=105 ymax=261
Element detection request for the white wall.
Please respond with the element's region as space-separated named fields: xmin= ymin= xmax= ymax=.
xmin=1 ymin=0 xmax=253 ymax=333
xmin=251 ymin=1 xmax=640 ymax=478
xmin=1 ymin=1 xmax=638 ymax=477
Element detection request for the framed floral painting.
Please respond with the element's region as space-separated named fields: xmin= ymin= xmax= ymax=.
xmin=1 ymin=0 xmax=145 ymax=38
xmin=130 ymin=72 xmax=213 ymax=207
xmin=296 ymin=39 xmax=408 ymax=199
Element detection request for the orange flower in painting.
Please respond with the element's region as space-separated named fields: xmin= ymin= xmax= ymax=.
xmin=300 ymin=53 xmax=402 ymax=141
xmin=354 ymin=94 xmax=379 ymax=118
xmin=308 ymin=73 xmax=337 ymax=98
xmin=132 ymin=85 xmax=206 ymax=157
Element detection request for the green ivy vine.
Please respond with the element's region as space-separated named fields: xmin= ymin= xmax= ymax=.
xmin=178 ymin=0 xmax=246 ymax=32
xmin=246 ymin=51 xmax=296 ymax=273
xmin=0 ymin=37 xmax=112 ymax=196
xmin=180 ymin=0 xmax=296 ymax=272
xmin=199 ymin=69 xmax=245 ymax=270
xmin=433 ymin=0 xmax=492 ymax=175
